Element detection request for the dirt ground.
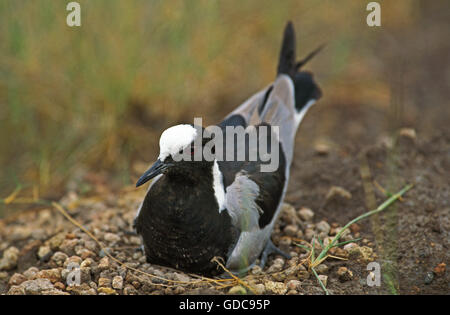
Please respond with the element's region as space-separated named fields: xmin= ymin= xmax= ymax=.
xmin=0 ymin=100 xmax=448 ymax=295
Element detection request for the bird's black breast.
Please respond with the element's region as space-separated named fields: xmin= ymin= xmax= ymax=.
xmin=135 ymin=175 xmax=238 ymax=276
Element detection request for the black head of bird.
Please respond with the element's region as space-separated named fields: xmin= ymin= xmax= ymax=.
xmin=134 ymin=21 xmax=322 ymax=276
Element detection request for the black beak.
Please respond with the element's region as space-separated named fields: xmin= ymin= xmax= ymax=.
xmin=136 ymin=159 xmax=167 ymax=187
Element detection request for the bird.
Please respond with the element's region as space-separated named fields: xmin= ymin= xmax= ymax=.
xmin=134 ymin=21 xmax=322 ymax=276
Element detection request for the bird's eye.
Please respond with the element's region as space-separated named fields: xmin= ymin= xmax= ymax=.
xmin=179 ymin=149 xmax=184 ymax=155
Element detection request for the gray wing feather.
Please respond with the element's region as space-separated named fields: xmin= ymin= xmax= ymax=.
xmin=225 ymin=173 xmax=262 ymax=232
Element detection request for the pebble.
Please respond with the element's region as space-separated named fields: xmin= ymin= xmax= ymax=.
xmin=281 ymin=203 xmax=298 ymax=225
xmin=104 ymin=233 xmax=121 ymax=243
xmin=424 ymin=271 xmax=434 ymax=285
xmin=98 ymin=287 xmax=117 ymax=295
xmin=98 ymin=277 xmax=112 ymax=288
xmin=337 ymin=267 xmax=353 ymax=282
xmin=51 ymin=251 xmax=69 ymax=267
xmin=316 ymin=220 xmax=331 ymax=235
xmin=98 ymin=256 xmax=110 ymax=270
xmin=326 ymin=186 xmax=352 ymax=201
xmin=47 ymin=232 xmax=66 ymax=251
xmin=433 ymin=263 xmax=446 ymax=276
xmin=264 ymin=281 xmax=287 ymax=295
xmin=0 ymin=246 xmax=19 ymax=270
xmin=23 ymin=266 xmax=40 ymax=279
xmin=59 ymin=239 xmax=78 ymax=256
xmin=228 ymin=285 xmax=246 ymax=295
xmin=8 ymin=278 xmax=67 ymax=295
xmin=172 ymin=272 xmax=190 ymax=283
xmin=36 ymin=268 xmax=62 ymax=283
xmin=253 ymin=283 xmax=265 ymax=295
xmin=343 ymin=242 xmax=359 ymax=252
xmin=298 ymin=207 xmax=314 ymax=221
xmin=287 ymin=279 xmax=301 ymax=291
xmin=283 ymin=224 xmax=298 ymax=237
xmin=297 ymin=270 xmax=310 ymax=280
xmin=8 ymin=273 xmax=27 ymax=286
xmin=348 ymin=246 xmax=373 ymax=262
xmin=112 ymin=276 xmax=124 ymax=290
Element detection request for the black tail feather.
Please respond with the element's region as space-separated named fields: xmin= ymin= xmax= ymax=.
xmin=296 ymin=44 xmax=325 ymax=70
xmin=277 ymin=21 xmax=297 ymax=78
xmin=277 ymin=21 xmax=323 ymax=112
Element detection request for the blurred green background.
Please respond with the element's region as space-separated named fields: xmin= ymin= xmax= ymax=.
xmin=0 ymin=0 xmax=448 ymax=217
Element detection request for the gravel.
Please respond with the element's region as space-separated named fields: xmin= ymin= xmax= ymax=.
xmin=0 ymin=188 xmax=378 ymax=295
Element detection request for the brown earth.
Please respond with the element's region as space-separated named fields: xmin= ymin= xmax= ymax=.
xmin=0 ymin=100 xmax=448 ymax=295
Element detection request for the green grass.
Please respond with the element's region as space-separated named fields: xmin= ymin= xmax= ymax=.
xmin=0 ymin=1 xmax=420 ymax=214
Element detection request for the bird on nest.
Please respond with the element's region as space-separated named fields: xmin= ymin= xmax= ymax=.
xmin=134 ymin=21 xmax=322 ymax=276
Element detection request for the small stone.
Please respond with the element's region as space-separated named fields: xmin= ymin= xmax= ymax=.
xmin=399 ymin=128 xmax=416 ymax=139
xmin=343 ymin=243 xmax=359 ymax=252
xmin=98 ymin=277 xmax=112 ymax=288
xmin=0 ymin=246 xmax=20 ymax=270
xmin=284 ymin=224 xmax=298 ymax=237
xmin=304 ymin=229 xmax=315 ymax=241
xmin=326 ymin=186 xmax=352 ymax=201
xmin=314 ymin=142 xmax=330 ymax=155
xmin=228 ymin=285 xmax=246 ymax=295
xmin=104 ymin=233 xmax=120 ymax=243
xmin=317 ymin=275 xmax=328 ymax=287
xmin=37 ymin=245 xmax=52 ymax=262
xmin=80 ymin=258 xmax=95 ymax=268
xmin=337 ymin=266 xmax=353 ymax=282
xmin=424 ymin=271 xmax=434 ymax=285
xmin=47 ymin=232 xmax=66 ymax=251
xmin=54 ymin=282 xmax=65 ymax=290
xmin=23 ymin=267 xmax=39 ymax=279
xmin=66 ymin=283 xmax=96 ymax=295
xmin=297 ymin=270 xmax=310 ymax=280
xmin=173 ymin=286 xmax=185 ymax=295
xmin=287 ymin=279 xmax=301 ymax=291
xmin=124 ymin=285 xmax=138 ymax=295
xmin=433 ymin=263 xmax=446 ymax=276
xmin=59 ymin=239 xmax=78 ymax=256
xmin=79 ymin=249 xmax=96 ymax=260
xmin=172 ymin=272 xmax=190 ymax=283
xmin=316 ymin=220 xmax=331 ymax=235
xmin=264 ymin=281 xmax=287 ymax=295
xmin=19 ymin=278 xmax=55 ymax=295
xmin=63 ymin=255 xmax=82 ymax=268
xmin=348 ymin=246 xmax=373 ymax=262
xmin=251 ymin=265 xmax=263 ymax=275
xmin=298 ymin=207 xmax=314 ymax=221
xmin=37 ymin=268 xmax=62 ymax=283
xmin=8 ymin=273 xmax=27 ymax=286
xmin=349 ymin=223 xmax=360 ymax=234
xmin=51 ymin=251 xmax=69 ymax=267
xmin=112 ymin=276 xmax=124 ymax=290
xmin=97 ymin=287 xmax=117 ymax=295
xmin=266 ymin=258 xmax=284 ymax=273
xmin=98 ymin=256 xmax=110 ymax=270
xmin=253 ymin=283 xmax=265 ymax=295
xmin=281 ymin=203 xmax=298 ymax=225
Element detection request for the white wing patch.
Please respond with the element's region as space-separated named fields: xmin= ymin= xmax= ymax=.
xmin=212 ymin=160 xmax=226 ymax=211
xmin=225 ymin=173 xmax=262 ymax=231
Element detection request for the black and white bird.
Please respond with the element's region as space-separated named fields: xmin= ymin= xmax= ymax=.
xmin=134 ymin=21 xmax=322 ymax=276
